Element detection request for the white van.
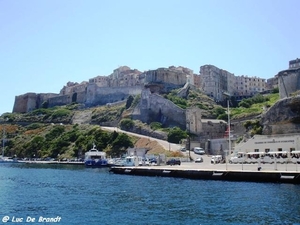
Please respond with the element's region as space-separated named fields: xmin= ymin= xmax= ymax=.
xmin=211 ymin=155 xmax=222 ymax=164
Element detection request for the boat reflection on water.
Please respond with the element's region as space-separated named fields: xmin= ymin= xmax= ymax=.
xmin=84 ymin=144 xmax=108 ymax=168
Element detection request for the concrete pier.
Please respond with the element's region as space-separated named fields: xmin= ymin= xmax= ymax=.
xmin=109 ymin=166 xmax=300 ymax=184
xmin=109 ymin=162 xmax=300 ymax=184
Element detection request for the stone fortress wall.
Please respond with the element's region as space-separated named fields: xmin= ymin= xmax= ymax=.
xmin=13 ymin=66 xmax=191 ymax=113
xmin=277 ymin=68 xmax=300 ymax=99
xmin=135 ymin=88 xmax=186 ymax=128
xmin=85 ymin=84 xmax=143 ymax=107
xmin=274 ymin=58 xmax=300 ymax=99
xmin=13 ymin=93 xmax=59 ymax=113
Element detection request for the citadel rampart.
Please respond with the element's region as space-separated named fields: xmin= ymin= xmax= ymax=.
xmin=136 ymin=88 xmax=186 ymax=128
xmin=13 ymin=66 xmax=191 ymax=113
xmin=13 ymin=93 xmax=59 ymax=113
xmin=278 ymin=68 xmax=300 ymax=98
xmin=85 ymin=84 xmax=143 ymax=107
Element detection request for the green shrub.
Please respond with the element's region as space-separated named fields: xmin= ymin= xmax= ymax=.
xmin=26 ymin=123 xmax=43 ymax=130
xmin=51 ymin=109 xmax=71 ymax=119
xmin=150 ymin=122 xmax=162 ymax=130
xmin=45 ymin=126 xmax=65 ymax=141
xmin=167 ymin=127 xmax=187 ymax=143
xmin=29 ymin=108 xmax=52 ymax=116
xmin=213 ymin=106 xmax=226 ymax=117
xmin=165 ymin=92 xmax=187 ymax=109
xmin=272 ymin=87 xmax=279 ymax=93
xmin=119 ymin=119 xmax=134 ymax=130
xmin=131 ymin=94 xmax=141 ymax=108
xmin=243 ymin=120 xmax=262 ymax=136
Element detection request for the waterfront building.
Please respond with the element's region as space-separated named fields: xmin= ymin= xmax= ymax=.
xmin=234 ymin=133 xmax=300 ymax=154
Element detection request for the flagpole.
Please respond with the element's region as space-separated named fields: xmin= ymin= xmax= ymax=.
xmin=226 ymin=100 xmax=231 ymax=170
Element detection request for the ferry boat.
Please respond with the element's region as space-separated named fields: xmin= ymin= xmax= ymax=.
xmin=84 ymin=144 xmax=108 ymax=168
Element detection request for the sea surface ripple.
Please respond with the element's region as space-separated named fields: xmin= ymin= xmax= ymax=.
xmin=0 ymin=163 xmax=300 ymax=225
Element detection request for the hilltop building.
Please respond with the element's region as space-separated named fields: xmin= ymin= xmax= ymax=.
xmin=199 ymin=65 xmax=267 ymax=103
xmin=277 ymin=58 xmax=300 ymax=99
xmin=289 ymin=58 xmax=300 ymax=69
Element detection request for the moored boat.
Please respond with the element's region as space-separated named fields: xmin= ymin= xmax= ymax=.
xmin=0 ymin=156 xmax=19 ymax=163
xmin=84 ymin=144 xmax=108 ymax=168
xmin=0 ymin=127 xmax=19 ymax=164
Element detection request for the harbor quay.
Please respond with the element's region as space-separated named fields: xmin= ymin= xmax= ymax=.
xmin=109 ymin=163 xmax=300 ymax=184
xmin=18 ymin=155 xmax=300 ymax=184
xmin=109 ymin=155 xmax=300 ymax=184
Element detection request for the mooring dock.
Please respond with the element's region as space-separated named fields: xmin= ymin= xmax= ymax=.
xmin=109 ymin=165 xmax=300 ymax=184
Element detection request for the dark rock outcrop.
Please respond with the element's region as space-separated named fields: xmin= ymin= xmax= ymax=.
xmin=261 ymin=96 xmax=300 ymax=134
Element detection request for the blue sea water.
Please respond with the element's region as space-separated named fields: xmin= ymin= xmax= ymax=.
xmin=0 ymin=163 xmax=300 ymax=225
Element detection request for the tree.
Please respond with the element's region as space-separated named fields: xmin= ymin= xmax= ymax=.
xmin=167 ymin=127 xmax=187 ymax=143
xmin=110 ymin=133 xmax=133 ymax=157
xmin=45 ymin=126 xmax=65 ymax=141
xmin=125 ymin=95 xmax=134 ymax=109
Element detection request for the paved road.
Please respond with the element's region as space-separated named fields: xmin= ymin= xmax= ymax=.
xmin=101 ymin=126 xmax=182 ymax=151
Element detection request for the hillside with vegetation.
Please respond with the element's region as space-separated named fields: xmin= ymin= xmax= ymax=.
xmin=0 ymin=88 xmax=282 ymax=160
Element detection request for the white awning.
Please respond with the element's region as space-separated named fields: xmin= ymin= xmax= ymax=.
xmin=268 ymin=151 xmax=288 ymax=154
xmin=246 ymin=152 xmax=265 ymax=155
xmin=291 ymin=150 xmax=300 ymax=154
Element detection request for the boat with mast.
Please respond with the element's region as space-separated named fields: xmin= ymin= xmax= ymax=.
xmin=0 ymin=126 xmax=18 ymax=163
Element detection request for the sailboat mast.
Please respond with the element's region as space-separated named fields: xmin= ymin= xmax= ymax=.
xmin=2 ymin=127 xmax=5 ymax=158
xmin=228 ymin=100 xmax=231 ymax=154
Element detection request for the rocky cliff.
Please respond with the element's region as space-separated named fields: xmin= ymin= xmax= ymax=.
xmin=261 ymin=95 xmax=300 ymax=134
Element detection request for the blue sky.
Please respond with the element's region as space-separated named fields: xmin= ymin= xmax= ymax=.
xmin=1 ymin=0 xmax=299 ymax=115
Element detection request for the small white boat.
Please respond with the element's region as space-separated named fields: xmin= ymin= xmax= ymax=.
xmin=84 ymin=144 xmax=108 ymax=168
xmin=0 ymin=156 xmax=19 ymax=163
xmin=123 ymin=155 xmax=146 ymax=167
xmin=0 ymin=127 xmax=19 ymax=164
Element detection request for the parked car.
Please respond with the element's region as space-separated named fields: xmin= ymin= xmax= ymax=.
xmin=166 ymin=158 xmax=181 ymax=166
xmin=149 ymin=158 xmax=157 ymax=165
xmin=180 ymin=147 xmax=186 ymax=152
xmin=229 ymin=156 xmax=239 ymax=164
xmin=195 ymin=157 xmax=203 ymax=163
xmin=211 ymin=155 xmax=222 ymax=164
xmin=193 ymin=147 xmax=205 ymax=155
